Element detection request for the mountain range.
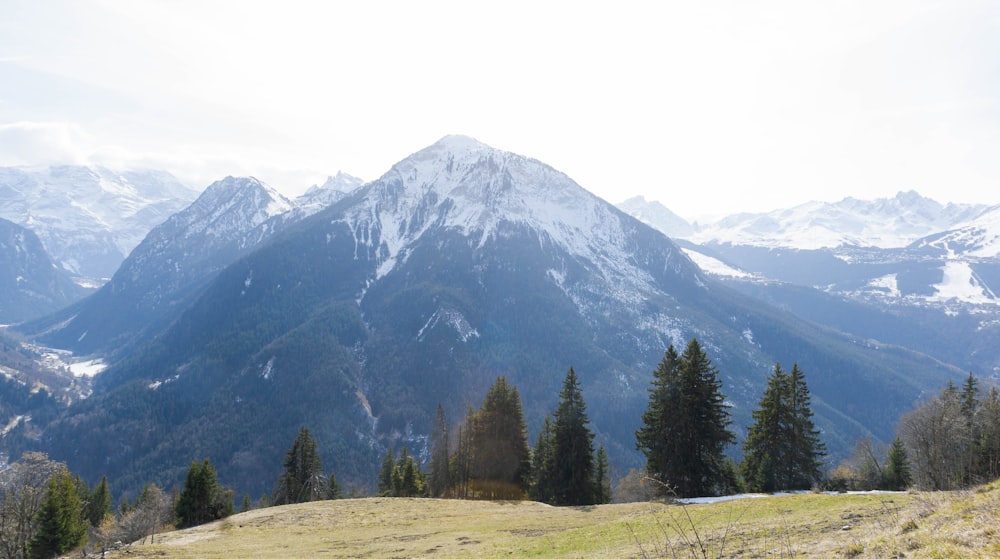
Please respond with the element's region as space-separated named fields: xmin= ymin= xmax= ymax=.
xmin=4 ymin=136 xmax=965 ymax=499
xmin=0 ymin=165 xmax=199 ymax=280
xmin=0 ymin=217 xmax=87 ymax=323
xmin=619 ymin=193 xmax=1000 ymax=381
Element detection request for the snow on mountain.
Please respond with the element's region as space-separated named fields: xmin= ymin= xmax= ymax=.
xmin=616 ymin=196 xmax=695 ymax=238
xmin=167 ymin=176 xmax=292 ymax=242
xmin=914 ymin=204 xmax=1000 ymax=259
xmin=926 ymin=261 xmax=998 ymax=306
xmin=0 ymin=166 xmax=199 ymax=278
xmin=687 ymin=191 xmax=987 ymax=250
xmin=295 ymin=172 xmax=365 ymax=216
xmin=29 ymin=175 xmax=299 ymax=355
xmin=339 ymin=135 xmax=696 ymax=294
xmin=0 ymin=217 xmax=88 ymax=322
xmin=680 ymin=248 xmax=756 ymax=279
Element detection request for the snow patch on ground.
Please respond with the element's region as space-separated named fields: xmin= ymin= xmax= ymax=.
xmin=678 ymin=490 xmax=907 ymax=505
xmin=67 ymin=358 xmax=106 ymax=378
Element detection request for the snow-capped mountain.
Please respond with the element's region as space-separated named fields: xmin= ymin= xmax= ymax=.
xmin=618 ymin=192 xmax=1000 ymax=380
xmin=0 ymin=166 xmax=199 ymax=279
xmin=616 ymin=195 xmax=695 ymax=239
xmin=685 ymin=191 xmax=987 ymax=249
xmin=28 ymin=136 xmax=959 ymax=497
xmin=294 ymin=171 xmax=364 ymax=216
xmin=0 ymin=218 xmax=89 ymax=323
xmin=340 ymin=135 xmax=697 ymax=290
xmin=914 ymin=204 xmax=1000 ymax=259
xmin=27 ymin=176 xmax=298 ymax=355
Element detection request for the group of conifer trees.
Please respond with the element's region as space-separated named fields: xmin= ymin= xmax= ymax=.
xmin=423 ymin=369 xmax=611 ymax=505
xmin=635 ymin=338 xmax=827 ymax=498
xmin=1 ymin=426 xmax=342 ymax=559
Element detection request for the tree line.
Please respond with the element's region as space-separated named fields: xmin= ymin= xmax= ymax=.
xmin=830 ymin=372 xmax=1000 ymax=492
xmin=416 ymin=338 xmax=826 ymax=501
xmin=634 ymin=338 xmax=827 ymax=498
xmin=9 ymin=338 xmax=997 ymax=556
xmin=0 ymin=426 xmax=341 ymax=559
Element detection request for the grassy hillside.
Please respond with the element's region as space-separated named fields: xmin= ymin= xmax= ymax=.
xmin=108 ymin=484 xmax=1000 ymax=558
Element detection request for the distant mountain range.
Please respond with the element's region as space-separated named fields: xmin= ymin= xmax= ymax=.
xmin=619 ymin=193 xmax=1000 ymax=380
xmin=0 ymin=218 xmax=87 ymax=323
xmin=0 ymin=166 xmax=200 ymax=279
xmin=6 ymin=137 xmax=962 ymax=498
xmin=623 ymin=191 xmax=990 ymax=250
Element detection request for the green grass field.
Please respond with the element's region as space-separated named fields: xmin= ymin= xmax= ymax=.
xmin=107 ymin=483 xmax=1000 ymax=558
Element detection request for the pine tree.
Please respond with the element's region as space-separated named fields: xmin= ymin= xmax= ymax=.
xmin=393 ymin=449 xmax=425 ymax=497
xmin=175 ymin=459 xmax=232 ymax=528
xmin=274 ymin=427 xmax=327 ymax=505
xmin=29 ymin=467 xmax=87 ymax=559
xmin=594 ymin=444 xmax=612 ymax=504
xmin=883 ymin=437 xmax=912 ymax=490
xmin=377 ymin=448 xmax=396 ymax=497
xmin=428 ymin=403 xmax=451 ymax=497
xmin=960 ymin=371 xmax=979 ymax=421
xmin=529 ymin=415 xmax=556 ymax=503
xmin=87 ymin=475 xmax=113 ymax=527
xmin=636 ymin=339 xmax=735 ymax=498
xmin=786 ymin=363 xmax=826 ymax=488
xmin=742 ymin=363 xmax=825 ymax=492
xmin=552 ymin=367 xmax=596 ymax=505
xmin=327 ymin=473 xmax=342 ymax=500
xmin=635 ymin=345 xmax=682 ymax=494
xmin=449 ymin=406 xmax=475 ymax=499
xmin=975 ymin=387 xmax=1000 ymax=481
xmin=469 ymin=377 xmax=531 ymax=499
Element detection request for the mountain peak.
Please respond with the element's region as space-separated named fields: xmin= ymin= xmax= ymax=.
xmin=431 ymin=134 xmax=491 ymax=153
xmin=343 ymin=137 xmax=696 ymax=294
xmin=295 ymin=172 xmax=365 ymax=216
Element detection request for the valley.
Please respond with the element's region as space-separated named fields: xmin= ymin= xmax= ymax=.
xmin=0 ymin=138 xmax=995 ymax=502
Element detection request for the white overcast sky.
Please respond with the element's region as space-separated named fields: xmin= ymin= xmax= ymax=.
xmin=1 ymin=1 xmax=999 ymax=221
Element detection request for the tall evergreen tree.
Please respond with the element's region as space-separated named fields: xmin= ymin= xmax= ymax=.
xmin=28 ymin=467 xmax=87 ymax=559
xmin=975 ymin=387 xmax=1000 ymax=482
xmin=469 ymin=377 xmax=531 ymax=498
xmin=883 ymin=437 xmax=912 ymax=490
xmin=786 ymin=363 xmax=826 ymax=487
xmin=960 ymin=371 xmax=979 ymax=421
xmin=742 ymin=363 xmax=825 ymax=492
xmin=273 ymin=427 xmax=327 ymax=505
xmin=175 ymin=459 xmax=232 ymax=528
xmin=391 ymin=448 xmax=425 ymax=497
xmin=594 ymin=444 xmax=612 ymax=505
xmin=87 ymin=475 xmax=113 ymax=527
xmin=551 ymin=367 xmax=596 ymax=505
xmin=449 ymin=406 xmax=475 ymax=499
xmin=529 ymin=415 xmax=557 ymax=503
xmin=635 ymin=345 xmax=682 ymax=494
xmin=327 ymin=473 xmax=342 ymax=500
xmin=636 ymin=339 xmax=735 ymax=497
xmin=428 ymin=403 xmax=451 ymax=497
xmin=377 ymin=448 xmax=396 ymax=497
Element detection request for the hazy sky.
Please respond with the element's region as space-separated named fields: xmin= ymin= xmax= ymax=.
xmin=1 ymin=1 xmax=998 ymax=220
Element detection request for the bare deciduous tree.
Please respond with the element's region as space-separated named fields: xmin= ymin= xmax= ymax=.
xmin=898 ymin=387 xmax=969 ymax=490
xmin=0 ymin=452 xmax=63 ymax=559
